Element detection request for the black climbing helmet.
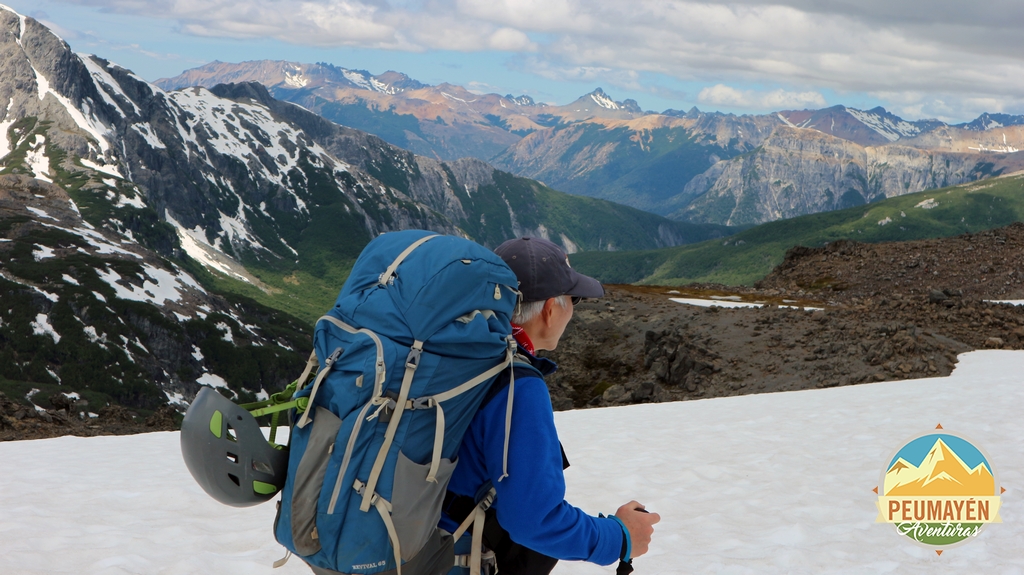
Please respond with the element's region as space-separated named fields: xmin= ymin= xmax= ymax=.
xmin=180 ymin=387 xmax=288 ymax=507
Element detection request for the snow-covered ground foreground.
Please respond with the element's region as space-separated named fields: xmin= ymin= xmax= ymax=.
xmin=1 ymin=351 xmax=1022 ymax=574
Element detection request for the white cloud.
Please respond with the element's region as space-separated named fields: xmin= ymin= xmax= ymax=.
xmin=487 ymin=27 xmax=535 ymax=52
xmin=698 ymin=84 xmax=826 ymax=110
xmin=52 ymin=0 xmax=1024 ymax=118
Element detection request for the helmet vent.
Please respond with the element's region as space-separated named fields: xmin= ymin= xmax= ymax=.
xmin=228 ymin=473 xmax=240 ymax=486
xmin=226 ymin=425 xmax=238 ymax=442
xmin=226 ymin=452 xmax=238 ymax=464
xmin=252 ymin=459 xmax=273 ymax=474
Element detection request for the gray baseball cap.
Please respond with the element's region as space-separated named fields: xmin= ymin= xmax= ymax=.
xmin=495 ymin=237 xmax=605 ymax=303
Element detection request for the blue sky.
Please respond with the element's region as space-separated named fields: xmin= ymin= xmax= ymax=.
xmin=6 ymin=0 xmax=1024 ymax=123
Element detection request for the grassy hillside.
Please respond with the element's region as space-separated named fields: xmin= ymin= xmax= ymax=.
xmin=571 ymin=173 xmax=1024 ymax=286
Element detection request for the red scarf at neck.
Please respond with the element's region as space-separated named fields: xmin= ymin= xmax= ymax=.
xmin=510 ymin=323 xmax=535 ymax=355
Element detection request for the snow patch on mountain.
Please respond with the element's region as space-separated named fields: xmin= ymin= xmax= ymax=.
xmin=115 ymin=191 xmax=146 ymax=209
xmin=590 ymin=91 xmax=620 ymax=110
xmin=369 ymin=77 xmax=397 ymax=94
xmin=166 ymin=87 xmax=324 ymax=214
xmin=217 ymin=208 xmax=267 ymax=253
xmin=79 ymin=55 xmax=141 ymax=116
xmin=197 ymin=372 xmax=230 ymax=390
xmin=79 ymin=158 xmax=123 ymax=179
xmin=442 ymin=91 xmax=475 ymax=105
xmin=26 ymin=206 xmax=57 ymax=221
xmin=0 ymin=98 xmax=14 ymax=158
xmin=284 ymin=71 xmax=308 ymax=88
xmin=846 ymin=107 xmax=921 ymax=142
xmin=30 ymin=313 xmax=61 ymax=344
xmin=95 ymin=263 xmax=205 ymax=307
xmin=130 ymin=123 xmax=165 ymax=149
xmin=32 ymin=244 xmax=56 ymax=261
xmin=342 ymin=70 xmax=372 ymax=90
xmin=25 ymin=134 xmax=52 ymax=182
xmin=30 ymin=60 xmax=112 ymax=153
xmin=166 ymin=213 xmax=261 ymax=286
xmin=776 ymin=113 xmax=797 ymax=128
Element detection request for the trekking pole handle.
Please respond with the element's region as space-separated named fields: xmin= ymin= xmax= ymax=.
xmin=616 ymin=508 xmax=650 ymax=575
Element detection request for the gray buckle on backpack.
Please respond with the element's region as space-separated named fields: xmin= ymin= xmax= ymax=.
xmin=410 ymin=397 xmax=434 ymax=410
xmin=406 ymin=347 xmax=422 ymax=369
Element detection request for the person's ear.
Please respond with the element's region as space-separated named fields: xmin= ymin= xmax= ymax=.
xmin=541 ymin=297 xmax=556 ymax=327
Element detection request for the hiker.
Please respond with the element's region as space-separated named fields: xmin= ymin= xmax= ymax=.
xmin=440 ymin=236 xmax=660 ymax=575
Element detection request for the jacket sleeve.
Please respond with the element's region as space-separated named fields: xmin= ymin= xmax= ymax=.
xmin=479 ymin=376 xmax=624 ymax=565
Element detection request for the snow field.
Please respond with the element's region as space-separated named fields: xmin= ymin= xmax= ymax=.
xmin=555 ymin=350 xmax=1024 ymax=574
xmin=0 ymin=351 xmax=1021 ymax=574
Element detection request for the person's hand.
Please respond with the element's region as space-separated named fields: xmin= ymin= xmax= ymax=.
xmin=615 ymin=501 xmax=661 ymax=557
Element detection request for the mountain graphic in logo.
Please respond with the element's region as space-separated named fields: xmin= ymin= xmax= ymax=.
xmin=875 ymin=431 xmax=1003 ymax=552
xmin=884 ymin=438 xmax=994 ymax=497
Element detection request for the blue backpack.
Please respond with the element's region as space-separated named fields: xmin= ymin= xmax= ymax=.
xmin=273 ymin=230 xmax=521 ymax=575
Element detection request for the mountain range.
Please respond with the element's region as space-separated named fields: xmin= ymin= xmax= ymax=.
xmin=0 ymin=8 xmax=728 ymax=412
xmin=159 ymin=60 xmax=1024 ymax=226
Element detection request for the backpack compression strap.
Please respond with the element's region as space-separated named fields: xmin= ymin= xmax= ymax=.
xmin=378 ymin=234 xmax=438 ymax=286
xmin=452 ymin=484 xmax=497 ymax=575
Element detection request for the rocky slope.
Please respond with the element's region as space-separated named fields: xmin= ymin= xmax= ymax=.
xmin=675 ymin=126 xmax=1024 ymax=226
xmin=0 ymin=174 xmax=309 ymax=423
xmin=499 ymin=106 xmax=1024 ymax=222
xmin=541 ymin=221 xmax=1024 ymax=411
xmin=490 ymin=112 xmax=780 ymax=214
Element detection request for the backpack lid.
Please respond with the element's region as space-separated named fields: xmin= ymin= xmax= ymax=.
xmin=333 ymin=230 xmax=520 ymax=346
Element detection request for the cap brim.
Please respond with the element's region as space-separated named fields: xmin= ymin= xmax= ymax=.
xmin=565 ymin=270 xmax=605 ymax=299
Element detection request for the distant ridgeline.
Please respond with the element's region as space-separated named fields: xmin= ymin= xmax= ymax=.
xmin=158 ymin=61 xmax=1024 ymax=225
xmin=0 ymin=7 xmax=731 ymax=413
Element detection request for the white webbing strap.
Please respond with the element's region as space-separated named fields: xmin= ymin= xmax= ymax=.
xmin=272 ymin=549 xmax=292 ymax=568
xmin=469 ymin=508 xmax=486 ymax=575
xmin=296 ymin=348 xmax=342 ymax=429
xmin=317 ymin=315 xmax=387 ymax=394
xmin=451 ymin=487 xmax=495 ymax=575
xmin=499 ymin=364 xmax=515 ymax=482
xmin=430 ymin=338 xmax=516 ymax=404
xmin=379 ymin=234 xmax=438 ymax=286
xmin=452 ymin=486 xmax=495 ymax=542
xmin=373 ymin=496 xmax=402 ymax=575
xmin=422 ymin=338 xmax=515 ymax=482
xmin=427 ymin=400 xmax=444 ymax=483
xmin=295 ymin=350 xmax=319 ymax=389
xmin=361 ymin=340 xmax=424 ymax=512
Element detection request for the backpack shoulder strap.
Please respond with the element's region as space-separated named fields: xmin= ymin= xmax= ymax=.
xmin=483 ymin=359 xmax=542 ymax=407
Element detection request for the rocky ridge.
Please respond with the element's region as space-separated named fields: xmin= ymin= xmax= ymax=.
xmin=675 ymin=126 xmax=1024 ymax=225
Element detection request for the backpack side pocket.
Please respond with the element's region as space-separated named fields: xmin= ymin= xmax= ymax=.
xmin=390 ymin=451 xmax=457 ymax=561
xmin=291 ymin=407 xmax=342 ymax=556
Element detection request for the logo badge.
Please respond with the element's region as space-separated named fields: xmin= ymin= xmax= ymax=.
xmin=875 ymin=426 xmax=1003 ymax=554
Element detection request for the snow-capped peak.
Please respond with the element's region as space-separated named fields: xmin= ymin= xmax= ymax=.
xmin=590 ymin=89 xmax=620 ymax=110
xmin=845 ymin=107 xmax=921 ymax=142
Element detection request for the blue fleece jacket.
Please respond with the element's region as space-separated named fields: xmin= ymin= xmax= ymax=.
xmin=438 ymin=354 xmax=624 ymax=566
